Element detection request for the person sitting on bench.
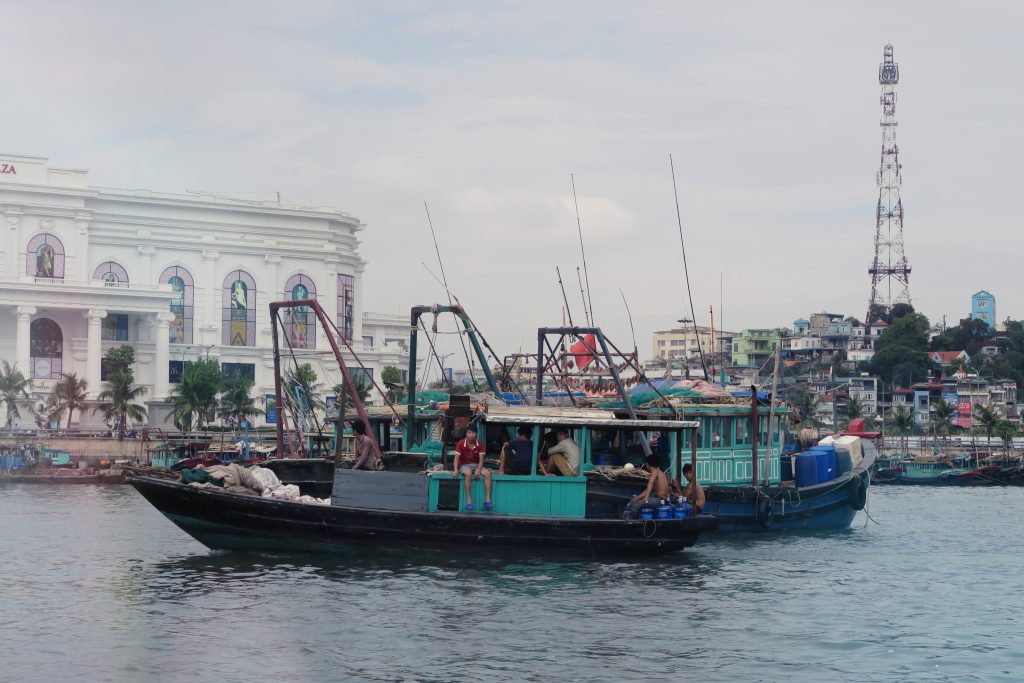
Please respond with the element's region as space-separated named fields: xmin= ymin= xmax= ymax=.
xmin=499 ymin=427 xmax=534 ymax=475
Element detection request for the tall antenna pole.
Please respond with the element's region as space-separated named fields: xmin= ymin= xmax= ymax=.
xmin=575 ymin=267 xmax=591 ymax=326
xmin=866 ymin=44 xmax=912 ymax=329
xmin=570 ymin=173 xmax=596 ymax=325
xmin=424 ymin=201 xmax=478 ymax=390
xmin=555 ymin=267 xmax=575 ymax=327
xmin=669 ymin=154 xmax=709 ymax=381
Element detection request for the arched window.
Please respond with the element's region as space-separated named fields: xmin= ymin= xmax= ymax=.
xmin=222 ymin=269 xmax=256 ymax=347
xmin=92 ymin=260 xmax=129 ymax=286
xmin=30 ymin=318 xmax=63 ymax=379
xmin=283 ymin=274 xmax=317 ymax=350
xmin=26 ymin=233 xmax=65 ymax=279
xmin=159 ymin=266 xmax=194 ymax=344
xmin=338 ymin=274 xmax=354 ymax=342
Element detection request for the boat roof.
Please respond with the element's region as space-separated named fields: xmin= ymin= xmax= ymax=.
xmin=483 ymin=406 xmax=699 ymax=430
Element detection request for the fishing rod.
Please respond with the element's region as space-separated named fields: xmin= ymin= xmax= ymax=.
xmin=570 ymin=173 xmax=596 ymax=325
xmin=668 ymin=154 xmax=709 ymax=382
xmin=620 ymin=288 xmax=638 ymax=354
xmin=423 ymin=201 xmax=479 ymax=391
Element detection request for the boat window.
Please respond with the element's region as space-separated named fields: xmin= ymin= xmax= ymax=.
xmin=735 ymin=416 xmax=751 ymax=446
xmin=758 ymin=416 xmax=770 ymax=447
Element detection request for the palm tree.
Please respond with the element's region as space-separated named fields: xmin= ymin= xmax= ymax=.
xmin=931 ymin=399 xmax=956 ymax=436
xmin=788 ymin=391 xmax=821 ymax=429
xmin=841 ymin=394 xmax=865 ymax=423
xmin=217 ymin=377 xmax=263 ymax=431
xmin=0 ymin=360 xmax=33 ymax=429
xmin=46 ymin=373 xmax=88 ymax=429
xmin=995 ymin=420 xmax=1016 ymax=456
xmin=170 ymin=359 xmax=222 ymax=432
xmin=333 ymin=378 xmax=370 ymax=412
xmin=95 ymin=371 xmax=147 ymax=436
xmin=889 ymin=405 xmax=915 ymax=452
xmin=286 ymin=363 xmax=326 ymax=411
xmin=973 ymin=401 xmax=1002 ymax=456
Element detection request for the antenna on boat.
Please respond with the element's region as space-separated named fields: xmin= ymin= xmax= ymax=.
xmin=669 ymin=154 xmax=709 ymax=382
xmin=423 ymin=201 xmax=479 ymax=391
xmin=575 ymin=267 xmax=591 ymax=326
xmin=570 ymin=173 xmax=596 ymax=325
xmin=620 ymin=288 xmax=638 ymax=354
xmin=556 ymin=267 xmax=576 ymax=326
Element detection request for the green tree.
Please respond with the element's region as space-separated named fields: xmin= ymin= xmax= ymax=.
xmin=170 ymin=358 xmax=222 ymax=431
xmin=931 ymin=399 xmax=956 ymax=436
xmin=0 ymin=360 xmax=33 ymax=429
xmin=889 ymin=405 xmax=915 ymax=451
xmin=788 ymin=390 xmax=822 ymax=429
xmin=995 ymin=420 xmax=1016 ymax=455
xmin=217 ymin=376 xmax=262 ymax=429
xmin=45 ymin=372 xmax=88 ymax=428
xmin=840 ymin=394 xmax=865 ymax=422
xmin=95 ymin=364 xmax=147 ymax=435
xmin=973 ymin=401 xmax=1002 ymax=454
xmin=286 ymin=363 xmax=326 ymax=411
xmin=381 ymin=365 xmax=405 ymax=404
xmin=102 ymin=345 xmax=137 ymax=382
xmin=332 ymin=377 xmax=370 ymax=412
xmin=930 ymin=318 xmax=993 ymax=357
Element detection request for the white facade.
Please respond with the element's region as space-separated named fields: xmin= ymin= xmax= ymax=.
xmin=0 ymin=153 xmax=407 ymax=427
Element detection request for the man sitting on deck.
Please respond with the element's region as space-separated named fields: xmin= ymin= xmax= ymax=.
xmin=681 ymin=463 xmax=705 ymax=513
xmin=452 ymin=425 xmax=493 ymax=510
xmin=630 ymin=455 xmax=670 ymax=506
xmin=350 ymin=420 xmax=380 ymax=470
xmin=499 ymin=427 xmax=534 ymax=475
xmin=541 ymin=428 xmax=580 ymax=477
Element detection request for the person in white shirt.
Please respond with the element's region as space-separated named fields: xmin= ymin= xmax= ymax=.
xmin=541 ymin=428 xmax=580 ymax=477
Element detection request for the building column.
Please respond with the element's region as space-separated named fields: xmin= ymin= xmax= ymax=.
xmin=353 ymin=265 xmax=365 ymax=342
xmin=201 ymin=250 xmax=220 ymax=345
xmin=138 ymin=245 xmax=156 ymax=284
xmin=76 ymin=218 xmax=90 ymax=281
xmin=86 ymin=309 xmax=107 ymax=397
xmin=15 ymin=305 xmax=36 ymax=376
xmin=154 ymin=312 xmax=173 ymax=400
xmin=7 ymin=212 xmax=22 ymax=277
xmin=324 ymin=261 xmax=338 ymax=348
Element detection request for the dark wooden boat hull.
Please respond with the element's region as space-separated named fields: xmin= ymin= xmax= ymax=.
xmin=128 ymin=475 xmax=717 ymax=556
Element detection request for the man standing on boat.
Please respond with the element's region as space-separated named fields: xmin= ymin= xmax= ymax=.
xmin=452 ymin=425 xmax=493 ymax=510
xmin=541 ymin=428 xmax=580 ymax=477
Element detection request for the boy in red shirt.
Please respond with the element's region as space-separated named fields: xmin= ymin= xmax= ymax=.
xmin=452 ymin=425 xmax=493 ymax=510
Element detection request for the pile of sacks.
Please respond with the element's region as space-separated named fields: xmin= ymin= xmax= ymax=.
xmin=185 ymin=463 xmax=330 ymax=505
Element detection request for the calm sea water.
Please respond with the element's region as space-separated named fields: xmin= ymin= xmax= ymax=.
xmin=1 ymin=483 xmax=1022 ymax=683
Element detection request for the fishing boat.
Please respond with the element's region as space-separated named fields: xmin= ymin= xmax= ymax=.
xmin=129 ymin=299 xmax=716 ymax=556
xmin=524 ymin=328 xmax=875 ymax=533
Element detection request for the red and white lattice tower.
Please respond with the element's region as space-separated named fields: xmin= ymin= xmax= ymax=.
xmin=866 ymin=44 xmax=912 ymax=324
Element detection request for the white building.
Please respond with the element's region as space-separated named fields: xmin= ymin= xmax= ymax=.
xmin=0 ymin=153 xmax=407 ymax=427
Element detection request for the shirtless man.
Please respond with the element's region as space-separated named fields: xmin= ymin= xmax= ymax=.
xmin=681 ymin=463 xmax=705 ymax=513
xmin=630 ymin=455 xmax=670 ymax=506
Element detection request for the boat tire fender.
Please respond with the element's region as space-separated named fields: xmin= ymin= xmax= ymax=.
xmin=849 ymin=474 xmax=868 ymax=511
xmin=756 ymin=494 xmax=774 ymax=529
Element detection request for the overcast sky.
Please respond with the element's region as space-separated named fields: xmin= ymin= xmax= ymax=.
xmin=3 ymin=2 xmax=1022 ymax=366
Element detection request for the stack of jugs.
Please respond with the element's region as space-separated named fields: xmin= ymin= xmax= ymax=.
xmin=655 ymin=499 xmax=673 ymax=520
xmin=639 ymin=500 xmax=655 ymax=520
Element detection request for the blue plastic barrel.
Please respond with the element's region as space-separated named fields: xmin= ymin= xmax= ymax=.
xmin=836 ymin=451 xmax=853 ymax=476
xmin=639 ymin=503 xmax=654 ymax=520
xmin=673 ymin=501 xmax=693 ymax=519
xmin=656 ymin=501 xmax=673 ymax=520
xmin=795 ymin=452 xmax=819 ymax=487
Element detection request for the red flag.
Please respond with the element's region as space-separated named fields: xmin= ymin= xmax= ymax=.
xmin=569 ymin=334 xmax=598 ymax=370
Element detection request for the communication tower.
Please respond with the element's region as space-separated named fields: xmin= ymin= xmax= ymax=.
xmin=866 ymin=44 xmax=912 ymax=325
